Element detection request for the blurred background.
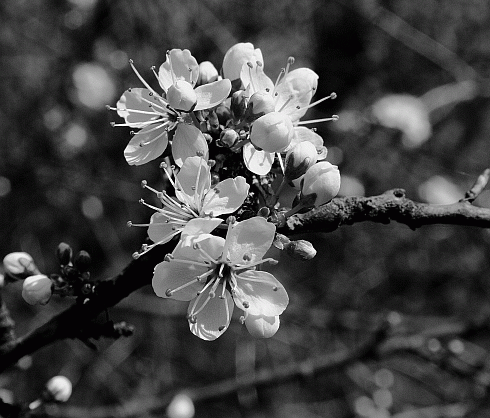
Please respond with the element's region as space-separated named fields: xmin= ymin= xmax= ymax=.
xmin=2 ymin=0 xmax=490 ymax=417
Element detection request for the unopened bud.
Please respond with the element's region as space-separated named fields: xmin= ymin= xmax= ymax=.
xmin=22 ymin=275 xmax=52 ymax=305
xmin=219 ymin=128 xmax=239 ymax=148
xmin=300 ymin=162 xmax=341 ymax=207
xmin=56 ymin=242 xmax=73 ymax=266
xmin=284 ymin=141 xmax=318 ymax=181
xmin=231 ymin=90 xmax=248 ymax=123
xmin=285 ymin=240 xmax=317 ymax=260
xmin=272 ymin=233 xmax=291 ymax=250
xmin=44 ymin=376 xmax=72 ymax=403
xmin=245 ymin=314 xmax=280 ymax=338
xmin=250 ymin=112 xmax=294 ymax=153
xmin=243 ymin=91 xmax=275 ymax=123
xmin=197 ymin=61 xmax=219 ymax=85
xmin=166 ymin=393 xmax=195 ymax=418
xmin=3 ymin=252 xmax=40 ymax=281
xmin=167 ymin=80 xmax=197 ymax=112
xmin=74 ymin=250 xmax=91 ymax=272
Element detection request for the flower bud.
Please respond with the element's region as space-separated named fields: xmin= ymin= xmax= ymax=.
xmin=284 ymin=141 xmax=318 ymax=181
xmin=245 ymin=314 xmax=280 ymax=338
xmin=230 ymin=90 xmax=248 ymax=123
xmin=45 ymin=376 xmax=72 ymax=403
xmin=74 ymin=250 xmax=91 ymax=273
xmin=243 ymin=91 xmax=275 ymax=123
xmin=3 ymin=252 xmax=40 ymax=281
xmin=285 ymin=240 xmax=317 ymax=260
xmin=56 ymin=242 xmax=73 ymax=266
xmin=300 ymin=162 xmax=341 ymax=207
xmin=250 ymin=112 xmax=294 ymax=153
xmin=166 ymin=393 xmax=195 ymax=418
xmin=167 ymin=80 xmax=197 ymax=111
xmin=219 ymin=128 xmax=239 ymax=148
xmin=22 ymin=275 xmax=52 ymax=305
xmin=197 ymin=61 xmax=218 ymax=85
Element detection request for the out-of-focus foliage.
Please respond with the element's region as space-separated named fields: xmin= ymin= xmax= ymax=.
xmin=3 ymin=0 xmax=490 ymax=417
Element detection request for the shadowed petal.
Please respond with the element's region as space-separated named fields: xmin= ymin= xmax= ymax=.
xmin=188 ymin=286 xmax=234 ymax=341
xmin=227 ymin=217 xmax=275 ymax=264
xmin=243 ymin=143 xmax=274 ymax=175
xmin=148 ymin=212 xmax=186 ymax=244
xmin=175 ymin=155 xmax=211 ymax=206
xmin=202 ymin=176 xmax=249 ymax=216
xmin=172 ymin=124 xmax=209 ymax=167
xmin=234 ymin=270 xmax=289 ymax=316
xmin=116 ymin=88 xmax=164 ymax=126
xmin=124 ymin=125 xmax=168 ymax=165
xmin=194 ymin=79 xmax=232 ymax=111
xmin=275 ymin=68 xmax=318 ymax=122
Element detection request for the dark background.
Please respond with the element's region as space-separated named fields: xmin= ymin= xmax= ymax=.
xmin=2 ymin=0 xmax=490 ymax=417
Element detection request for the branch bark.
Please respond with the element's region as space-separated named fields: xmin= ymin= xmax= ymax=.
xmin=279 ymin=189 xmax=490 ymax=235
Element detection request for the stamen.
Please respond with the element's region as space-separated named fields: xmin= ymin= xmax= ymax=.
xmin=193 ymin=155 xmax=206 ymax=212
xmin=235 ymin=257 xmax=279 ymax=269
xmin=191 ymin=243 xmax=219 ymax=264
xmin=295 ymin=93 xmax=337 ymax=112
xmin=273 ymin=68 xmax=286 ymax=91
xmin=107 ymin=106 xmax=160 ymax=117
xmin=129 ymin=59 xmax=161 ymax=98
xmin=296 ymin=115 xmax=339 ymax=125
xmin=168 ymin=257 xmax=210 ymax=268
xmin=276 ymin=94 xmax=294 ymax=113
xmin=284 ymin=56 xmax=295 ymax=77
xmin=151 ymin=65 xmax=167 ymax=94
xmin=220 ymin=218 xmax=236 ymax=263
xmin=247 ymin=62 xmax=257 ymax=92
xmin=164 ymin=274 xmax=207 ymax=297
xmin=126 ymin=221 xmax=150 ymax=227
xmin=276 ymin=152 xmax=285 ymax=175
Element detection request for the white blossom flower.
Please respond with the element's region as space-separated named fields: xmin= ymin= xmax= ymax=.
xmin=152 ymin=216 xmax=288 ymax=340
xmin=132 ymin=156 xmax=249 ymax=257
xmin=22 ymin=274 xmax=52 ymax=305
xmin=237 ymin=57 xmax=336 ymax=174
xmin=109 ymin=49 xmax=231 ymax=166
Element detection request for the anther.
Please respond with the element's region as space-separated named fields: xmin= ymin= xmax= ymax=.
xmin=127 ymin=221 xmax=133 ymax=227
xmin=110 ymin=122 xmax=116 ymax=127
xmin=141 ymin=180 xmax=148 ymax=188
xmin=188 ymin=315 xmax=197 ymax=324
xmin=268 ymin=259 xmax=279 ymax=265
xmin=273 ymin=286 xmax=278 ymax=291
xmin=165 ymin=289 xmax=173 ymax=297
xmin=160 ymin=162 xmax=168 ymax=169
xmin=132 ymin=252 xmax=140 ymax=259
xmin=226 ymin=216 xmax=236 ymax=225
xmin=243 ymin=254 xmax=251 ymax=261
xmin=218 ymin=325 xmax=226 ymax=331
xmin=239 ymin=316 xmax=246 ymax=324
xmin=247 ymin=61 xmax=254 ymax=68
xmin=256 ymin=60 xmax=263 ymax=67
xmin=164 ymin=254 xmax=174 ymax=262
xmin=129 ymin=59 xmax=134 ymax=64
xmin=193 ymin=243 xmax=201 ymax=250
xmin=138 ymin=198 xmax=145 ymax=204
xmin=332 ymin=114 xmax=339 ymax=121
xmin=330 ymin=92 xmax=337 ymax=99
xmin=150 ymin=65 xmax=155 ymax=70
xmin=209 ymin=291 xmax=215 ymax=298
xmin=105 ymin=105 xmax=111 ymax=110
xmin=242 ymin=301 xmax=249 ymax=309
xmin=288 ymin=56 xmax=295 ymax=65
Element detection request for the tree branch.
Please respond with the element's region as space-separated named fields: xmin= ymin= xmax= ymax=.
xmin=280 ymin=188 xmax=490 ymax=235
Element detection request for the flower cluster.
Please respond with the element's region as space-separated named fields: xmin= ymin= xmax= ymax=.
xmin=107 ymin=42 xmax=342 ymax=340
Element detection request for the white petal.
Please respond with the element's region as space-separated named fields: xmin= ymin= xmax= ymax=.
xmin=177 ymin=234 xmax=225 ymax=262
xmin=234 ymin=270 xmax=289 ymax=316
xmin=124 ymin=125 xmax=168 ymax=165
xmin=242 ymin=143 xmax=274 ymax=175
xmin=152 ymin=260 xmax=208 ymax=302
xmin=188 ymin=286 xmax=234 ymax=340
xmin=245 ymin=314 xmax=280 ymax=338
xmin=226 ymin=217 xmax=275 ymax=265
xmin=172 ymin=124 xmax=209 ymax=167
xmin=201 ymin=176 xmax=249 ymax=216
xmin=240 ymin=61 xmax=274 ymax=95
xmin=116 ymin=88 xmax=164 ymax=126
xmin=181 ymin=218 xmax=223 ymax=236
xmin=158 ymin=49 xmax=199 ymax=90
xmin=194 ymin=79 xmax=232 ymax=111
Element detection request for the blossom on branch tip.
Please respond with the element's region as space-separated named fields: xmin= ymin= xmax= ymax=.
xmin=109 ymin=49 xmax=230 ymax=166
xmin=132 ymin=156 xmax=249 ymax=258
xmin=152 ymin=216 xmax=288 ymax=340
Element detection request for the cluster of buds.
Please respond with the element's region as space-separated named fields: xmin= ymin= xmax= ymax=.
xmin=2 ymin=243 xmax=94 ymax=306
